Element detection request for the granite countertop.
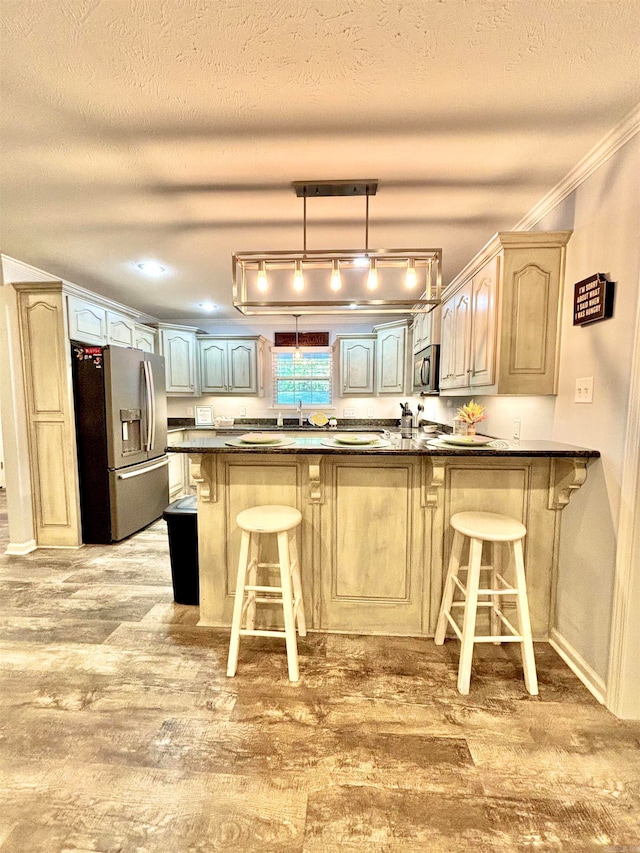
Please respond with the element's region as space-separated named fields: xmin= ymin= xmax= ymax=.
xmin=166 ymin=432 xmax=600 ymax=458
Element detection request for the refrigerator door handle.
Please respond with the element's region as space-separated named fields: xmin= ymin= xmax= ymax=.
xmin=147 ymin=359 xmax=157 ymax=452
xmin=143 ymin=360 xmax=153 ymax=451
xmin=117 ymin=457 xmax=169 ymax=480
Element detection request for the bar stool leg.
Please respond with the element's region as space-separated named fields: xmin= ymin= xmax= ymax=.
xmin=245 ymin=533 xmax=260 ymax=630
xmin=458 ymin=536 xmax=483 ymax=695
xmin=434 ymin=529 xmax=464 ymax=645
xmin=490 ymin=541 xmax=501 ymax=644
xmin=513 ymin=539 xmax=538 ymax=696
xmin=288 ymin=529 xmax=306 ymax=637
xmin=227 ymin=529 xmax=251 ymax=677
xmin=277 ymin=530 xmax=300 ymax=682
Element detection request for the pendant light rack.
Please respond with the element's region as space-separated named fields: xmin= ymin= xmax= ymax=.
xmin=232 ymin=180 xmax=442 ymax=316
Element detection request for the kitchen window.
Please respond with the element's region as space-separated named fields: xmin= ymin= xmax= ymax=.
xmin=272 ymin=350 xmax=333 ymax=407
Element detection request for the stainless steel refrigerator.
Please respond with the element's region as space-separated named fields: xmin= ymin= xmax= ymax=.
xmin=71 ymin=342 xmax=169 ymax=543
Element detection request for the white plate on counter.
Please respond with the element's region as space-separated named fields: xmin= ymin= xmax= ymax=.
xmin=427 ymin=438 xmax=508 ymax=450
xmin=332 ymin=433 xmax=382 ymax=445
xmin=321 ymin=437 xmax=391 ymax=449
xmin=226 ymin=436 xmax=296 ymax=448
xmin=436 ymin=434 xmax=494 ymax=446
xmin=240 ymin=432 xmax=284 ymax=444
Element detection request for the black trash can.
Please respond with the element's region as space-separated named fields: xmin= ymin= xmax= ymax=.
xmin=163 ymin=495 xmax=199 ymax=605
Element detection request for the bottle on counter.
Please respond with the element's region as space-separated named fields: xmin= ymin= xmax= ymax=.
xmin=400 ymin=402 xmax=413 ymax=438
xmin=277 ymin=412 xmax=284 ymax=427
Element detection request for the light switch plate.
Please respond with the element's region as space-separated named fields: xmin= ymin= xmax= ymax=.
xmin=574 ymin=377 xmax=594 ymax=403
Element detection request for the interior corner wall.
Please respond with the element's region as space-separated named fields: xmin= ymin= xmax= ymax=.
xmin=538 ymin=134 xmax=640 ymax=681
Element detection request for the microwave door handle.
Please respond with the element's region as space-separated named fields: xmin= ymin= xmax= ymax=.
xmin=421 ymin=356 xmax=430 ymax=386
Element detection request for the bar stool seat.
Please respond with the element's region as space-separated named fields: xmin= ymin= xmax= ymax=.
xmin=434 ymin=511 xmax=538 ymax=696
xmin=226 ymin=504 xmax=306 ymax=682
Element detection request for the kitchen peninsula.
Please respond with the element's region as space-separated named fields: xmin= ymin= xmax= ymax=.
xmin=167 ymin=433 xmax=598 ymax=639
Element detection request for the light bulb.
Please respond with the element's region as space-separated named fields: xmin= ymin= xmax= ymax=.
xmin=405 ymin=259 xmax=417 ymax=289
xmin=293 ymin=260 xmax=304 ymax=292
xmin=257 ymin=262 xmax=268 ymax=293
xmin=330 ymin=260 xmax=342 ymax=292
xmin=366 ymin=259 xmax=378 ymax=291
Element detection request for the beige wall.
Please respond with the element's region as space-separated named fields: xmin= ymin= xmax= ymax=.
xmin=544 ymin=134 xmax=640 ymax=681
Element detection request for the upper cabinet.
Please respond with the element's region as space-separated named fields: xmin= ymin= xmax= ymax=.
xmin=439 ymin=231 xmax=572 ymax=396
xmin=374 ymin=320 xmax=408 ymax=395
xmin=157 ymin=324 xmax=200 ymax=396
xmin=134 ymin=324 xmax=156 ymax=353
xmin=338 ymin=335 xmax=376 ymax=396
xmin=67 ymin=290 xmax=154 ymax=351
xmin=199 ymin=336 xmax=265 ymax=396
xmin=411 ymin=305 xmax=439 ymax=354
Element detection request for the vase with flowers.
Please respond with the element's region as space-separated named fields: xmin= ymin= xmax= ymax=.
xmin=456 ymin=400 xmax=487 ymax=436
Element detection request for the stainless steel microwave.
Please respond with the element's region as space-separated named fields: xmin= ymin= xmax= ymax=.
xmin=413 ymin=344 xmax=440 ymax=394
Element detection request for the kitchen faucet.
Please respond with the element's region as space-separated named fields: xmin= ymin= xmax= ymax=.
xmin=297 ymin=399 xmax=303 ymax=427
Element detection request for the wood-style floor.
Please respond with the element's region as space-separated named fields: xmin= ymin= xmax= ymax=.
xmin=0 ymin=489 xmax=638 ymax=852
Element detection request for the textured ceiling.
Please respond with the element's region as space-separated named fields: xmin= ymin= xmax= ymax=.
xmin=1 ymin=0 xmax=639 ymax=320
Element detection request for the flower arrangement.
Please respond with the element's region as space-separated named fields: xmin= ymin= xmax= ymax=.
xmin=456 ymin=400 xmax=487 ymax=425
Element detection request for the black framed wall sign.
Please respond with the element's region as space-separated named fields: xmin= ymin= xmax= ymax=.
xmin=573 ymin=273 xmax=615 ymax=326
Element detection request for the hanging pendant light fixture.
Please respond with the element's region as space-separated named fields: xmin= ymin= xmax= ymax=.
xmin=232 ymin=180 xmax=442 ymax=315
xmin=293 ymin=314 xmax=303 ymax=360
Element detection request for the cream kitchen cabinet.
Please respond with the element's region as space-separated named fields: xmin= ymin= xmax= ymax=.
xmin=199 ymin=336 xmax=265 ymax=396
xmin=439 ymin=231 xmax=572 ymax=396
xmin=374 ymin=320 xmax=409 ymax=395
xmin=167 ymin=431 xmax=187 ymax=501
xmin=439 ymin=284 xmax=472 ymax=390
xmin=67 ymin=291 xmax=143 ymax=350
xmin=67 ymin=294 xmax=108 ymax=345
xmin=134 ymin=324 xmax=156 ymax=353
xmin=411 ymin=304 xmax=438 ymax=354
xmin=157 ymin=324 xmax=200 ymax=396
xmin=337 ymin=335 xmax=376 ymax=396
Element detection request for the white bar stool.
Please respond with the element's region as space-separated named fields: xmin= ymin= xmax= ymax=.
xmin=434 ymin=511 xmax=538 ymax=696
xmin=226 ymin=504 xmax=306 ymax=682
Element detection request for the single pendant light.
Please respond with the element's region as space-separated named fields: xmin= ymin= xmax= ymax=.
xmin=293 ymin=314 xmax=303 ymax=359
xmin=256 ymin=261 xmax=268 ymax=293
xmin=405 ymin=258 xmax=417 ymax=289
xmin=366 ymin=258 xmax=378 ymax=291
xmin=293 ymin=259 xmax=304 ymax=292
xmin=330 ymin=259 xmax=342 ymax=292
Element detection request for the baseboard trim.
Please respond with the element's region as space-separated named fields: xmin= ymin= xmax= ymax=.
xmin=5 ymin=539 xmax=37 ymax=556
xmin=549 ymin=628 xmax=606 ymax=705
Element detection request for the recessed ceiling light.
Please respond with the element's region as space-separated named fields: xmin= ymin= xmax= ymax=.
xmin=136 ymin=261 xmax=166 ymax=276
xmin=199 ymin=302 xmax=217 ymax=312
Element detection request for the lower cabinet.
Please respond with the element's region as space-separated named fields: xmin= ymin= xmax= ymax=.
xmin=167 ymin=432 xmax=187 ymax=501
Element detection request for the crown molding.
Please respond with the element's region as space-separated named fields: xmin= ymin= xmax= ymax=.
xmin=514 ymin=103 xmax=640 ymax=231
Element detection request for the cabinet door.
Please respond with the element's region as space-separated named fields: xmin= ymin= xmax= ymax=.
xmin=340 ymin=339 xmax=375 ymax=395
xmin=200 ymin=341 xmax=228 ymax=393
xmin=470 ymin=257 xmax=497 ymax=387
xmin=161 ymin=329 xmax=198 ymax=395
xmin=106 ymin=311 xmax=136 ymax=348
xmin=376 ymin=325 xmax=407 ymax=394
xmin=135 ymin=325 xmax=156 ymax=353
xmin=438 ymin=298 xmax=456 ymax=388
xmin=451 ymin=286 xmax=472 ymax=388
xmin=67 ymin=295 xmax=107 ymax=345
xmin=228 ymin=340 xmax=257 ymax=393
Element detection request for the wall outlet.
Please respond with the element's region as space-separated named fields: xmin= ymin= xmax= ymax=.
xmin=343 ymin=408 xmax=356 ymax=418
xmin=186 ymin=407 xmax=194 ymax=417
xmin=574 ymin=376 xmax=594 ymax=403
xmin=239 ymin=406 xmax=247 ymax=417
xmin=513 ymin=419 xmax=521 ymax=441
xmin=367 ymin=407 xmax=375 ymax=418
